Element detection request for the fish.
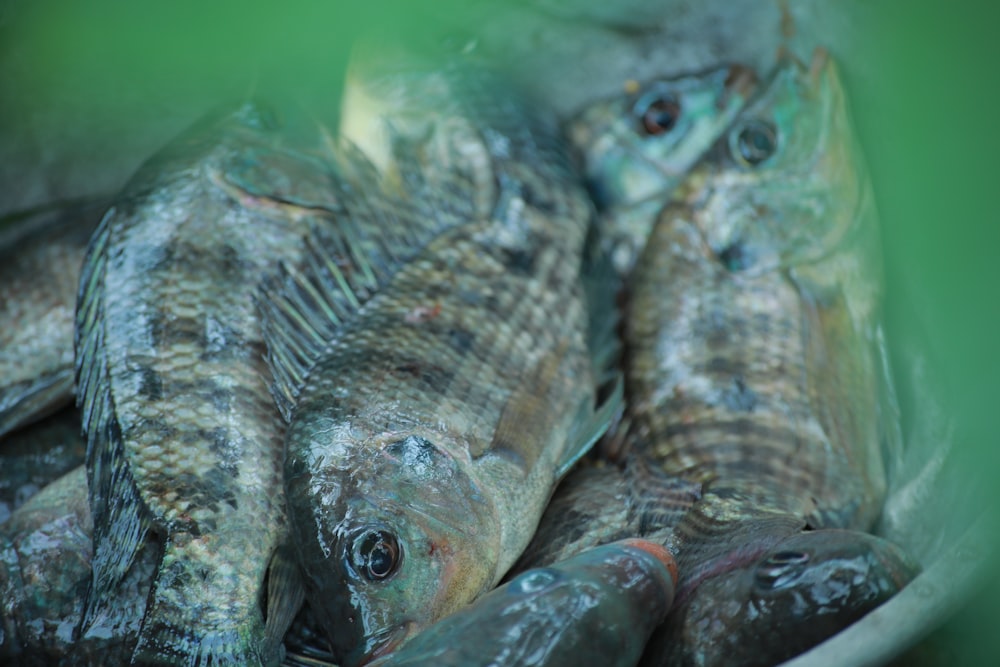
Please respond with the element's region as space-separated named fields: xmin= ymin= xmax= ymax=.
xmin=73 ymin=100 xmax=356 ymax=665
xmin=518 ymin=49 xmax=919 ymax=667
xmin=0 ymin=198 xmax=107 ymax=438
xmin=262 ymin=31 xmax=621 ymax=666
xmin=0 ymin=466 xmax=158 ymax=665
xmin=0 ymin=407 xmax=85 ymax=525
xmin=373 ymin=539 xmax=677 ymax=667
xmin=626 ymin=48 xmax=915 ymax=666
xmin=566 ymin=64 xmax=757 ymax=275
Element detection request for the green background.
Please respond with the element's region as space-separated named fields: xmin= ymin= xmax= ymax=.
xmin=1 ymin=0 xmax=996 ymax=663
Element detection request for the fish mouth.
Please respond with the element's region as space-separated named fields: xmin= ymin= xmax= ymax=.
xmin=354 ymin=622 xmax=414 ymax=666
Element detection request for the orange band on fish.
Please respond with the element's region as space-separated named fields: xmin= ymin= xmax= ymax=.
xmin=621 ymin=538 xmax=679 ymax=586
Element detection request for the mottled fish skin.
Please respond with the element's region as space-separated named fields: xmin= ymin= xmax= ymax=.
xmin=0 ymin=199 xmax=106 ymax=438
xmin=515 ymin=50 xmax=915 ymax=667
xmin=623 ymin=49 xmax=910 ymax=666
xmin=623 ymin=49 xmax=893 ymax=530
xmin=0 ymin=407 xmax=85 ymax=525
xmin=566 ymin=64 xmax=757 ymax=275
xmin=373 ymin=539 xmax=677 ymax=667
xmin=74 ymin=101 xmax=347 ymax=665
xmin=0 ymin=466 xmax=158 ymax=666
xmin=265 ymin=33 xmax=620 ymax=667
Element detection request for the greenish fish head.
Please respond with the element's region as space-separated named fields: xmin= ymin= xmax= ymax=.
xmin=693 ymin=49 xmax=870 ymax=275
xmin=284 ymin=426 xmax=501 ymax=667
xmin=566 ymin=64 xmax=757 ymax=212
xmin=674 ymin=529 xmax=919 ymax=666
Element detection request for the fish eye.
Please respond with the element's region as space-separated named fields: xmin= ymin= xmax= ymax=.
xmin=635 ymin=95 xmax=682 ymax=136
xmin=734 ymin=119 xmax=778 ymax=166
xmin=350 ymin=529 xmax=402 ymax=582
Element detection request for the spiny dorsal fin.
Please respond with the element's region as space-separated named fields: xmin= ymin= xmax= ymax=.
xmin=260 ymin=138 xmax=489 ymax=421
xmin=73 ymin=208 xmax=152 ymax=634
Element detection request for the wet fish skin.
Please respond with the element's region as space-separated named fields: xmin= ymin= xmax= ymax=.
xmin=374 ymin=539 xmax=677 ymax=667
xmin=0 ymin=407 xmax=85 ymax=525
xmin=0 ymin=199 xmax=106 ymax=438
xmin=267 ymin=35 xmax=619 ymax=667
xmin=74 ymin=101 xmax=343 ymax=665
xmin=0 ymin=466 xmax=158 ymax=666
xmin=643 ymin=529 xmax=919 ymax=667
xmin=624 ymin=49 xmax=892 ymax=531
xmin=566 ymin=64 xmax=757 ymax=274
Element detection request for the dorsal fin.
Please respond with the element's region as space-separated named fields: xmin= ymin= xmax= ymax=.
xmin=73 ymin=208 xmax=152 ymax=634
xmin=260 ymin=138 xmax=486 ymax=421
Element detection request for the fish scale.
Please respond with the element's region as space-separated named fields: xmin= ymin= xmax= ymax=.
xmin=74 ymin=102 xmax=358 ymax=665
xmin=0 ymin=200 xmax=107 ymax=438
xmin=262 ymin=32 xmax=622 ymax=666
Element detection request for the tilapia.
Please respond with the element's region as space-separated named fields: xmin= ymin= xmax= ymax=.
xmin=0 ymin=407 xmax=85 ymax=524
xmin=262 ymin=33 xmax=621 ymax=666
xmin=74 ymin=100 xmax=355 ymax=665
xmin=519 ymin=49 xmax=918 ymax=667
xmin=630 ymin=48 xmax=915 ymax=666
xmin=567 ymin=64 xmax=756 ymax=275
xmin=375 ymin=539 xmax=677 ymax=667
xmin=0 ymin=199 xmax=106 ymax=438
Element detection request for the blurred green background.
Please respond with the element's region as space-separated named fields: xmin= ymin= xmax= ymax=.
xmin=0 ymin=0 xmax=996 ymax=663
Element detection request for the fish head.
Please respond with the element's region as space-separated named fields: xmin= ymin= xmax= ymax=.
xmin=284 ymin=422 xmax=501 ymax=667
xmin=692 ymin=49 xmax=870 ymax=275
xmin=566 ymin=63 xmax=757 ymax=212
xmin=670 ymin=528 xmax=919 ymax=666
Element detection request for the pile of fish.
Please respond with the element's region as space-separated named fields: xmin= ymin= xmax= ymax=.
xmin=0 ymin=24 xmax=921 ymax=667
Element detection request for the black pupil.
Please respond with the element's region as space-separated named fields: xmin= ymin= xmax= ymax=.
xmin=640 ymin=98 xmax=681 ymax=135
xmin=737 ymin=120 xmax=778 ymax=165
xmin=358 ymin=531 xmax=399 ymax=581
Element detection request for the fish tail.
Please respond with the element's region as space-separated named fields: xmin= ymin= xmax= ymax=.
xmin=75 ymin=211 xmax=154 ymax=633
xmin=132 ymin=533 xmax=275 ymax=667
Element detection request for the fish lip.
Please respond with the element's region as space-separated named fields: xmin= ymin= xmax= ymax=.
xmin=354 ymin=622 xmax=414 ymax=666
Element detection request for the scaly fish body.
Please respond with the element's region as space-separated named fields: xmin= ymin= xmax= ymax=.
xmin=0 ymin=200 xmax=106 ymax=438
xmin=567 ymin=64 xmax=757 ymax=275
xmin=624 ymin=49 xmax=892 ymax=531
xmin=264 ymin=34 xmax=620 ymax=666
xmin=75 ymin=102 xmax=347 ymax=665
xmin=376 ymin=539 xmax=677 ymax=667
xmin=0 ymin=407 xmax=85 ymax=524
xmin=517 ymin=50 xmax=917 ymax=667
xmin=625 ymin=49 xmax=911 ymax=666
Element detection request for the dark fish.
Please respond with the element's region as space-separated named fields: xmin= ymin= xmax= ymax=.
xmin=375 ymin=539 xmax=677 ymax=667
xmin=567 ymin=64 xmax=757 ymax=274
xmin=0 ymin=466 xmax=158 ymax=665
xmin=74 ymin=101 xmax=350 ymax=665
xmin=263 ymin=33 xmax=621 ymax=666
xmin=0 ymin=407 xmax=85 ymax=524
xmin=0 ymin=199 xmax=106 ymax=438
